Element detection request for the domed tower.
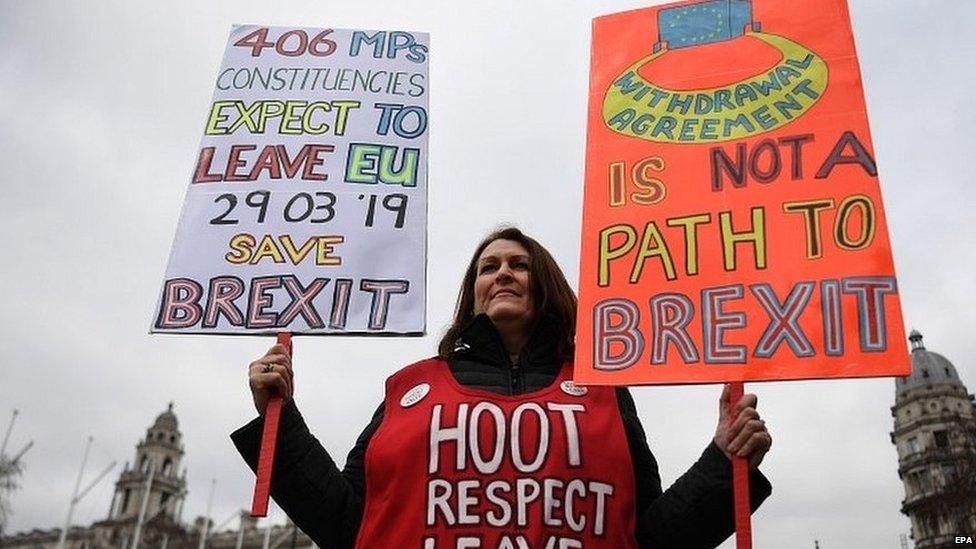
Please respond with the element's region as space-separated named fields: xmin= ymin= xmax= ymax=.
xmin=891 ymin=331 xmax=976 ymax=548
xmin=107 ymin=403 xmax=187 ymax=522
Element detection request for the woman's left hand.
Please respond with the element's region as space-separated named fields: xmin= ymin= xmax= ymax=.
xmin=713 ymin=384 xmax=772 ymax=470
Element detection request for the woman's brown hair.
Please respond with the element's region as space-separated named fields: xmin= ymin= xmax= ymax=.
xmin=437 ymin=227 xmax=577 ymax=360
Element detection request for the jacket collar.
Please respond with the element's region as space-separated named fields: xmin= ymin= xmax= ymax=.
xmin=451 ymin=312 xmax=563 ymax=371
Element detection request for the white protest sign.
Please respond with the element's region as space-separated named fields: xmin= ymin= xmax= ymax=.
xmin=153 ymin=26 xmax=428 ymax=334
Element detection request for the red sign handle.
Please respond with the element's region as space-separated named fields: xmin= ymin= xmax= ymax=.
xmin=250 ymin=332 xmax=292 ymax=517
xmin=729 ymin=381 xmax=753 ymax=548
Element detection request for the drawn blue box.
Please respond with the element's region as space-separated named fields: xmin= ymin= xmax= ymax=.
xmin=654 ymin=0 xmax=760 ymax=52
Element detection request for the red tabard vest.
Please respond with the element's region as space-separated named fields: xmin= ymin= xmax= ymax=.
xmin=355 ymin=358 xmax=638 ymax=549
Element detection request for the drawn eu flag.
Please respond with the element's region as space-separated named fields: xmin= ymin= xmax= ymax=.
xmin=654 ymin=0 xmax=759 ymax=51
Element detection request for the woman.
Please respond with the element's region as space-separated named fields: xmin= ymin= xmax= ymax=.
xmin=233 ymin=227 xmax=772 ymax=548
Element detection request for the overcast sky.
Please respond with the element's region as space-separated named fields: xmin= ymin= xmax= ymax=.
xmin=1 ymin=1 xmax=974 ymax=548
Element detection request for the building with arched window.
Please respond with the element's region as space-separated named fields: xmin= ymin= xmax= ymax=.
xmin=0 ymin=404 xmax=313 ymax=549
xmin=93 ymin=402 xmax=188 ymax=546
xmin=892 ymin=331 xmax=976 ymax=548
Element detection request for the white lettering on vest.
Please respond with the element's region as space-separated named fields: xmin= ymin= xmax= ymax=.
xmin=469 ymin=402 xmax=506 ymax=474
xmin=485 ymin=480 xmax=512 ymax=526
xmin=427 ymin=478 xmax=455 ymax=525
xmin=564 ymin=479 xmax=586 ymax=532
xmin=545 ymin=403 xmax=584 ymax=466
xmin=429 ymin=403 xmax=469 ymax=473
xmin=543 ymin=478 xmax=564 ymax=527
xmin=511 ymin=403 xmax=550 ymax=473
xmin=428 ymin=401 xmax=587 ymax=475
xmin=425 ymin=477 xmax=616 ymax=538
xmin=515 ymin=478 xmax=541 ymax=526
xmin=589 ymin=481 xmax=614 ymax=535
xmin=424 ymin=536 xmax=582 ymax=549
xmin=498 ymin=537 xmax=529 ymax=549
xmin=457 ymin=480 xmax=480 ymax=525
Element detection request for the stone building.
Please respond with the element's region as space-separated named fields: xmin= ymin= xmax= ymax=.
xmin=89 ymin=402 xmax=189 ymax=548
xmin=892 ymin=330 xmax=976 ymax=548
xmin=0 ymin=405 xmax=312 ymax=549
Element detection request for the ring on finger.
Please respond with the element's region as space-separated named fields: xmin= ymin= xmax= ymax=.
xmin=261 ymin=363 xmax=275 ymax=374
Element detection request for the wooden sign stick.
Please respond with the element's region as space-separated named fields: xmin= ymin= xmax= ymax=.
xmin=250 ymin=332 xmax=292 ymax=517
xmin=729 ymin=381 xmax=753 ymax=549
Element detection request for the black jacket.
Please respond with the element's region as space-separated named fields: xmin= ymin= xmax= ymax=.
xmin=232 ymin=314 xmax=771 ymax=548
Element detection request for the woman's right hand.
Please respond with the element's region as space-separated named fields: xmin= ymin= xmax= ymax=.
xmin=248 ymin=344 xmax=294 ymax=416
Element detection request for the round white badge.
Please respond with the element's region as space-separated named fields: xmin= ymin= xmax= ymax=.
xmin=560 ymin=380 xmax=588 ymax=397
xmin=400 ymin=383 xmax=431 ymax=408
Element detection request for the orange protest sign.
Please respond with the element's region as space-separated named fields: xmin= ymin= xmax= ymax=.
xmin=575 ymin=0 xmax=909 ymax=385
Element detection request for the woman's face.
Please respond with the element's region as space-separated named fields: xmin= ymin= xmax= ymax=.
xmin=472 ymin=239 xmax=534 ymax=326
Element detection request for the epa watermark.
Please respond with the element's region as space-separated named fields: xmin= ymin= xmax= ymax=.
xmin=956 ymin=535 xmax=976 ymax=545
